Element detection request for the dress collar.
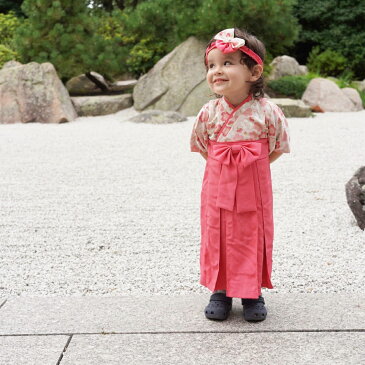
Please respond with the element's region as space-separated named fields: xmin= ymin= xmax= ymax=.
xmin=222 ymin=94 xmax=253 ymax=112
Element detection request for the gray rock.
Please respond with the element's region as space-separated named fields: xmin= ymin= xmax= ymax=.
xmin=1 ymin=60 xmax=22 ymax=69
xmin=302 ymin=78 xmax=358 ymax=112
xmin=268 ymin=55 xmax=307 ymax=80
xmin=269 ymin=98 xmax=312 ymax=118
xmin=0 ymin=61 xmax=77 ymax=124
xmin=341 ymin=87 xmax=363 ymax=111
xmin=110 ymin=79 xmax=137 ymax=93
xmin=345 ymin=166 xmax=365 ymax=230
xmin=353 ymin=80 xmax=365 ymax=92
xmin=67 ymin=72 xmax=137 ymax=96
xmin=298 ymin=65 xmax=308 ymax=74
xmin=128 ymin=110 xmax=187 ymax=124
xmin=71 ymin=94 xmax=133 ymax=116
xmin=133 ymin=36 xmax=211 ymax=116
xmin=66 ymin=72 xmax=109 ymax=95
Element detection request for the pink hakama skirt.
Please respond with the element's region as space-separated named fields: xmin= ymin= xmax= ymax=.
xmin=200 ymin=138 xmax=274 ymax=299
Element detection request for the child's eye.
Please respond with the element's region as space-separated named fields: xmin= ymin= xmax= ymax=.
xmin=208 ymin=63 xmax=215 ymax=69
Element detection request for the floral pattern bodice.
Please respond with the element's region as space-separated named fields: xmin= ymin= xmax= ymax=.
xmin=190 ymin=95 xmax=290 ymax=155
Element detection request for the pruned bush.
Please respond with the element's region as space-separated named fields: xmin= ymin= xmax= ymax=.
xmin=266 ymin=74 xmax=317 ymax=99
xmin=307 ymin=47 xmax=347 ymax=77
xmin=0 ymin=44 xmax=18 ymax=68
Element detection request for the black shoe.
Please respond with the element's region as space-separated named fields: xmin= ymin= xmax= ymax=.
xmin=204 ymin=292 xmax=232 ymax=320
xmin=241 ymin=295 xmax=267 ymax=321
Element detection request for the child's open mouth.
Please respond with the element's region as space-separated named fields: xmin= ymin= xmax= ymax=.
xmin=214 ymin=79 xmax=228 ymax=83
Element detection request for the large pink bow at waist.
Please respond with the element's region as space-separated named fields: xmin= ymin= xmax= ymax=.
xmin=209 ymin=142 xmax=262 ymax=213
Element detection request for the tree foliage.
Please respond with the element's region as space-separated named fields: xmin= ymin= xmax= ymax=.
xmin=115 ymin=0 xmax=299 ymax=75
xmin=14 ymin=0 xmax=127 ymax=80
xmin=194 ymin=0 xmax=299 ymax=55
xmin=291 ymin=0 xmax=365 ymax=79
xmin=88 ymin=0 xmax=141 ymax=12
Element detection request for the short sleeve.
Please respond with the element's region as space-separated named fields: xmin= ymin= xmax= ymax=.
xmin=190 ymin=103 xmax=209 ymax=153
xmin=266 ymin=102 xmax=291 ymax=154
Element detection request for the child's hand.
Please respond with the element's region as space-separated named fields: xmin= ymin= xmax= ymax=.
xmin=200 ymin=151 xmax=208 ymax=160
xmin=269 ymin=151 xmax=283 ymax=163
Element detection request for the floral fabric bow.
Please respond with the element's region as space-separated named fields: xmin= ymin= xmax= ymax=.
xmin=205 ymin=28 xmax=263 ymax=66
xmin=214 ymin=29 xmax=246 ymax=53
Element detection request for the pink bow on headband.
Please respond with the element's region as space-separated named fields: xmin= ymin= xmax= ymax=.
xmin=205 ymin=28 xmax=263 ymax=66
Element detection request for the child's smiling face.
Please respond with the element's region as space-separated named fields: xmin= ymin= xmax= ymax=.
xmin=206 ymin=48 xmax=259 ymax=106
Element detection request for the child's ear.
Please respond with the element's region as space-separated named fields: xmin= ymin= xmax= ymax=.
xmin=251 ymin=64 xmax=263 ymax=81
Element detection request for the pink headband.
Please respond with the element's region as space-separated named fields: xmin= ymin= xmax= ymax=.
xmin=205 ymin=28 xmax=263 ymax=66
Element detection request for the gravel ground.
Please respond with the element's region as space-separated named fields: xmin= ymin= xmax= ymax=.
xmin=1 ymin=108 xmax=364 ymax=297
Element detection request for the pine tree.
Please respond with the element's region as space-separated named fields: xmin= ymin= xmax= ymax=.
xmin=14 ymin=0 xmax=123 ymax=81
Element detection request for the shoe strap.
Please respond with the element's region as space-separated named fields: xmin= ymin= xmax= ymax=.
xmin=210 ymin=293 xmax=232 ymax=303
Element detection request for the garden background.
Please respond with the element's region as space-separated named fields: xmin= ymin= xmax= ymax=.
xmin=1 ymin=0 xmax=365 ymax=104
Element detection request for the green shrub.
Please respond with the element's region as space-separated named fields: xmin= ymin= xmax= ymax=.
xmin=0 ymin=11 xmax=21 ymax=48
xmin=0 ymin=44 xmax=18 ymax=68
xmin=307 ymin=47 xmax=347 ymax=77
xmin=267 ymin=74 xmax=318 ymax=99
xmin=126 ymin=38 xmax=166 ymax=75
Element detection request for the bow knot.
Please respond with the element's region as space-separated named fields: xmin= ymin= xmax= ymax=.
xmin=211 ymin=143 xmax=262 ymax=167
xmin=208 ymin=142 xmax=263 ymax=213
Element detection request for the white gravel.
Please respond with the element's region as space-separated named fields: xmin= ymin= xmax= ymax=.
xmin=1 ymin=108 xmax=364 ymax=297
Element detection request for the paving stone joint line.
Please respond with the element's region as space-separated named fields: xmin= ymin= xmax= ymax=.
xmin=56 ymin=335 xmax=72 ymax=365
xmin=0 ymin=329 xmax=364 ymax=337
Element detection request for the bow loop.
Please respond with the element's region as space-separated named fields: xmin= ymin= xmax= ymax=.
xmin=211 ymin=145 xmax=233 ymax=166
xmin=214 ymin=29 xmax=246 ymax=52
xmin=237 ymin=143 xmax=262 ymax=167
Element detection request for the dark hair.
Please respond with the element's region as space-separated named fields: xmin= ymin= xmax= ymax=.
xmin=204 ymin=28 xmax=266 ymax=99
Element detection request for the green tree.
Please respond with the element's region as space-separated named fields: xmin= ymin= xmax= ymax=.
xmin=14 ymin=0 xmax=126 ymax=81
xmin=291 ymin=0 xmax=365 ymax=79
xmin=116 ymin=0 xmax=299 ymax=75
xmin=88 ymin=0 xmax=142 ymax=12
xmin=195 ymin=0 xmax=299 ymax=56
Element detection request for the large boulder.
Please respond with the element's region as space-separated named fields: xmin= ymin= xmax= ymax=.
xmin=302 ymin=78 xmax=362 ymax=112
xmin=268 ymin=55 xmax=307 ymax=80
xmin=133 ymin=36 xmax=211 ymax=117
xmin=0 ymin=61 xmax=77 ymax=123
xmin=71 ymin=94 xmax=132 ymax=116
xmin=269 ymin=98 xmax=312 ymax=118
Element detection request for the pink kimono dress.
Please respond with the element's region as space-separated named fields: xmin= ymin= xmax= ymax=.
xmin=190 ymin=95 xmax=290 ymax=299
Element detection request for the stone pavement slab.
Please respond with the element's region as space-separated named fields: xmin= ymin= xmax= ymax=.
xmin=0 ymin=293 xmax=364 ymax=335
xmin=0 ymin=335 xmax=69 ymax=365
xmin=61 ymin=332 xmax=364 ymax=365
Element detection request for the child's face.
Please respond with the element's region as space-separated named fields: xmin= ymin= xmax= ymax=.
xmin=206 ymin=48 xmax=258 ymax=104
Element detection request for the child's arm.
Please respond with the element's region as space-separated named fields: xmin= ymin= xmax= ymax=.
xmin=269 ymin=151 xmax=283 ymax=163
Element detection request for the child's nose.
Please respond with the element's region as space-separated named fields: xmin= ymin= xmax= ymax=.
xmin=214 ymin=65 xmax=223 ymax=74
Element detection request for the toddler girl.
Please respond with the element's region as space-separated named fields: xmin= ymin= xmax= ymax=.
xmin=190 ymin=28 xmax=290 ymax=321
